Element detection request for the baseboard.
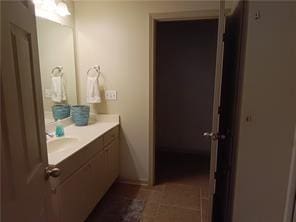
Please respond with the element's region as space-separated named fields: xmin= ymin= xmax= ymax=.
xmin=117 ymin=177 xmax=149 ymax=186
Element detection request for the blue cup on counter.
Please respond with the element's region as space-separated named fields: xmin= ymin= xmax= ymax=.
xmin=71 ymin=105 xmax=90 ymax=126
xmin=52 ymin=104 xmax=71 ymax=121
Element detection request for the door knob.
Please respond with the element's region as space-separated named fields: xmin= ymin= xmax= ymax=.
xmin=45 ymin=166 xmax=61 ymax=179
xmin=203 ymin=132 xmax=226 ymax=140
xmin=203 ymin=132 xmax=215 ymax=137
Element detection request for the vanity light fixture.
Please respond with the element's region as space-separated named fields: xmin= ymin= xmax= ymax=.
xmin=56 ymin=1 xmax=71 ymax=17
xmin=32 ymin=0 xmax=71 ymax=18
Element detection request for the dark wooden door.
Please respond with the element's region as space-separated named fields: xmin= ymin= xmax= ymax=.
xmin=213 ymin=1 xmax=247 ymax=221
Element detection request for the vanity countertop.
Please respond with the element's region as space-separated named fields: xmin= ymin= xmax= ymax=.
xmin=47 ymin=114 xmax=119 ymax=165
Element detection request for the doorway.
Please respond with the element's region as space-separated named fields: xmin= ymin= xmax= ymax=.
xmin=149 ymin=6 xmax=228 ymax=221
xmin=150 ymin=13 xmax=219 ymax=221
xmin=151 ymin=17 xmax=219 ymax=221
xmin=155 ymin=18 xmax=218 ymax=184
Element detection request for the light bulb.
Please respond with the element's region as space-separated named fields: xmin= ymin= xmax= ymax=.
xmin=56 ymin=2 xmax=71 ymax=16
xmin=32 ymin=0 xmax=43 ymax=5
xmin=43 ymin=0 xmax=57 ymax=12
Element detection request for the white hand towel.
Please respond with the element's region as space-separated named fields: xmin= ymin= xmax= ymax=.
xmin=51 ymin=76 xmax=66 ymax=102
xmin=86 ymin=76 xmax=101 ymax=103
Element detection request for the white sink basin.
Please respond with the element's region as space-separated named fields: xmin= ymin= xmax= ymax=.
xmin=47 ymin=137 xmax=79 ymax=154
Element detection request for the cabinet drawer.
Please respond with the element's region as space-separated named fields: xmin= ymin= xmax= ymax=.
xmin=51 ymin=137 xmax=103 ymax=188
xmin=103 ymin=126 xmax=119 ymax=146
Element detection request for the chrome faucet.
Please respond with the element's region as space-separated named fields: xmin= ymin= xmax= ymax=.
xmin=46 ymin=131 xmax=54 ymax=138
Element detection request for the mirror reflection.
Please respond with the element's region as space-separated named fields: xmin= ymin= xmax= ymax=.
xmin=36 ymin=17 xmax=77 ymax=124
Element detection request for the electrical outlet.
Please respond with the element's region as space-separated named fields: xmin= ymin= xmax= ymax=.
xmin=105 ymin=90 xmax=117 ymax=100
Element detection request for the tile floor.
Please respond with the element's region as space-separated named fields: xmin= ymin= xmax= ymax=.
xmin=86 ymin=152 xmax=210 ymax=222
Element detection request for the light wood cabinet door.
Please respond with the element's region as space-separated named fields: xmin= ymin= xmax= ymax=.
xmin=57 ymin=163 xmax=92 ymax=222
xmin=54 ymin=129 xmax=119 ymax=222
xmin=106 ymin=138 xmax=120 ymax=184
xmin=90 ymin=150 xmax=108 ymax=205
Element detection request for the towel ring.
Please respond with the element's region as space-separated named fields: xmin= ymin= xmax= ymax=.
xmin=51 ymin=66 xmax=63 ymax=77
xmin=87 ymin=65 xmax=100 ymax=78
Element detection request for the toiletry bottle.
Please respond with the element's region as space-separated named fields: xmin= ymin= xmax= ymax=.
xmin=55 ymin=119 xmax=64 ymax=137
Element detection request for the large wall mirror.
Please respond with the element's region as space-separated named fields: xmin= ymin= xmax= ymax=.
xmin=36 ymin=17 xmax=77 ymax=124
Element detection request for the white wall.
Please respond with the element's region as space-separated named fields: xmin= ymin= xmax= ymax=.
xmin=74 ymin=1 xmax=234 ymax=182
xmin=232 ymin=2 xmax=296 ymax=222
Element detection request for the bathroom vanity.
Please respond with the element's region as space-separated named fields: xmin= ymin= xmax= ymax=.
xmin=35 ymin=14 xmax=120 ymax=221
xmin=46 ymin=115 xmax=120 ymax=222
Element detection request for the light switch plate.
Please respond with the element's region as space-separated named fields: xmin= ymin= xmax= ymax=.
xmin=105 ymin=90 xmax=117 ymax=100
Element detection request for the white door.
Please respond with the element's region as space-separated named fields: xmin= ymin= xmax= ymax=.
xmin=203 ymin=1 xmax=226 ymax=221
xmin=1 ymin=1 xmax=53 ymax=222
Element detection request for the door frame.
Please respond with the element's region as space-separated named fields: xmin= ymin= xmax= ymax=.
xmin=148 ymin=9 xmax=222 ymax=187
